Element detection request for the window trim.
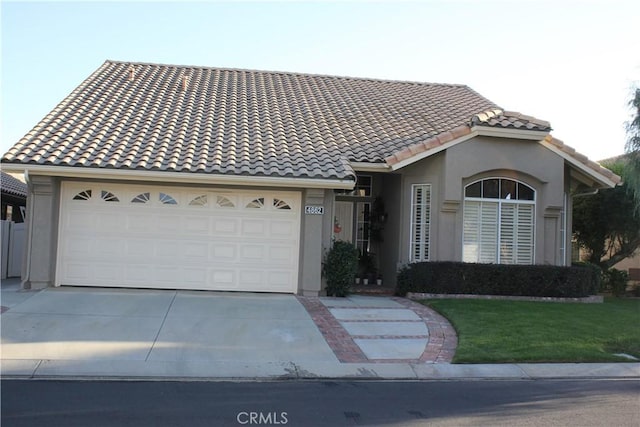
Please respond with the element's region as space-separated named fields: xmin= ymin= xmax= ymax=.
xmin=462 ymin=178 xmax=536 ymax=264
xmin=335 ymin=174 xmax=373 ymax=197
xmin=409 ymin=183 xmax=432 ymax=262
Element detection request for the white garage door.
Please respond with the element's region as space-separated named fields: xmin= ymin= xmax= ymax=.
xmin=57 ymin=182 xmax=301 ymax=293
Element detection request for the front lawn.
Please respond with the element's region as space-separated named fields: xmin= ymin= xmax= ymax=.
xmin=422 ymin=298 xmax=640 ymax=363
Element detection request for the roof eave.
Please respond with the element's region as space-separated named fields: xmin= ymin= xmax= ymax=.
xmin=539 ymin=139 xmax=619 ymax=189
xmin=0 ymin=164 xmax=356 ymax=190
xmin=350 ymin=162 xmax=392 ymax=172
xmin=470 ymin=126 xmax=551 ymax=140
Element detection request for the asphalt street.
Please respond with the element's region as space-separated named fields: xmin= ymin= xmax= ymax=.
xmin=2 ymin=379 xmax=639 ymax=426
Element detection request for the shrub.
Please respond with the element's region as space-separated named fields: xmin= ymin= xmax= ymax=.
xmin=602 ymin=268 xmax=630 ymax=296
xmin=324 ymin=240 xmax=359 ymax=297
xmin=396 ymin=262 xmax=599 ymax=298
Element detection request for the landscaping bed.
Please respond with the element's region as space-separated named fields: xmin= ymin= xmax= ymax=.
xmin=420 ymin=297 xmax=640 ymax=363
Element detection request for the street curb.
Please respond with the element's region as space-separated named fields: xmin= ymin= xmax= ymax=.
xmin=2 ymin=360 xmax=638 ymax=381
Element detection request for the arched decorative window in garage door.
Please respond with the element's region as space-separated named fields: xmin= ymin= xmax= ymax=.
xmin=463 ymin=178 xmax=535 ymax=264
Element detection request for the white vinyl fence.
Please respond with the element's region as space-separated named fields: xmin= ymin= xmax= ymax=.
xmin=1 ymin=220 xmax=25 ymax=279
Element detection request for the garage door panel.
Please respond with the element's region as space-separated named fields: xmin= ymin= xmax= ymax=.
xmin=127 ymin=214 xmax=154 ymax=232
xmin=96 ymin=239 xmax=125 ymax=257
xmin=125 ymin=264 xmax=153 ymax=283
xmin=153 ymin=266 xmax=181 ymax=283
xmin=126 ymin=239 xmax=153 ymax=257
xmin=68 ymin=211 xmax=96 ymax=230
xmin=211 ymin=243 xmax=237 ymax=261
xmin=157 ymin=241 xmax=180 ymax=258
xmin=157 ymin=215 xmax=181 ymax=231
xmin=213 ymin=218 xmax=238 ymax=234
xmin=269 ymin=246 xmax=294 ymax=263
xmin=183 ymin=268 xmax=207 ymax=283
xmin=240 ymin=245 xmax=265 ymax=261
xmin=94 ymin=264 xmax=122 ymax=282
xmin=184 ymin=216 xmax=210 ymax=233
xmin=268 ymin=271 xmax=294 ymax=289
xmin=97 ymin=212 xmax=123 ymax=229
xmin=211 ymin=270 xmax=236 ymax=287
xmin=65 ymin=263 xmax=91 ymax=281
xmin=65 ymin=238 xmax=92 ymax=256
xmin=58 ymin=183 xmax=301 ymax=293
xmin=241 ymin=219 xmax=266 ymax=236
xmin=183 ymin=242 xmax=208 ymax=259
xmin=239 ymin=270 xmax=262 ymax=286
xmin=270 ymin=220 xmax=296 ymax=237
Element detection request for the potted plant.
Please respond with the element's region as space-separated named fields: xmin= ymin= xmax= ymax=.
xmin=358 ymin=251 xmax=375 ymax=286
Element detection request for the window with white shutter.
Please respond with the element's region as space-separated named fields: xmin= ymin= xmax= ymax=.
xmin=463 ymin=178 xmax=535 ymax=264
xmin=410 ymin=184 xmax=431 ymax=262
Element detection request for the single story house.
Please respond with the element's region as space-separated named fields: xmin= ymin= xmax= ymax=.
xmin=1 ymin=60 xmax=620 ymax=295
xmin=1 ymin=171 xmax=27 ymax=223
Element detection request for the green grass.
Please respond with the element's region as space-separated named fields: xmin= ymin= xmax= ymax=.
xmin=422 ymin=298 xmax=640 ymax=363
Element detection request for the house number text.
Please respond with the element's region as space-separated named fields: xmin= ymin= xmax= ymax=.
xmin=304 ymin=205 xmax=324 ymax=215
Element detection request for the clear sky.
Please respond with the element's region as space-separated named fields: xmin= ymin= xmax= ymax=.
xmin=1 ymin=0 xmax=638 ymax=162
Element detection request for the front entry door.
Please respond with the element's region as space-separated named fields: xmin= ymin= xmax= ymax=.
xmin=333 ymin=201 xmax=353 ymax=243
xmin=334 ymin=201 xmax=371 ymax=256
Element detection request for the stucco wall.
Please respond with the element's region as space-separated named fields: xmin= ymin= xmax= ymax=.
xmin=398 ymin=152 xmax=444 ymax=264
xmin=300 ymin=188 xmax=327 ymax=296
xmin=396 ymin=136 xmax=568 ymax=266
xmin=22 ymin=175 xmax=60 ymax=289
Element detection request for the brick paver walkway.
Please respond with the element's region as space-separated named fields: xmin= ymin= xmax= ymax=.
xmin=297 ymin=296 xmax=457 ymax=364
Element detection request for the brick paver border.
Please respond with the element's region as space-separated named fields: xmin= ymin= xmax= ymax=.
xmin=391 ymin=297 xmax=458 ymax=363
xmin=297 ymin=296 xmax=457 ymax=364
xmin=296 ymin=297 xmax=369 ymax=363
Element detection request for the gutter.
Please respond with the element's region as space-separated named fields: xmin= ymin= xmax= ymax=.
xmin=0 ymin=164 xmax=355 ymax=190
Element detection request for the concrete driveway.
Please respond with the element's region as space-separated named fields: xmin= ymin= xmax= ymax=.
xmin=2 ymin=280 xmax=638 ymax=381
xmin=0 ymin=279 xmax=457 ymax=379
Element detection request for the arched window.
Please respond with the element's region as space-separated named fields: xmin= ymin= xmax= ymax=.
xmin=159 ymin=193 xmax=177 ymax=205
xmin=73 ymin=189 xmax=92 ymax=201
xmin=463 ymin=178 xmax=535 ymax=264
xmin=246 ymin=198 xmax=264 ymax=209
xmin=189 ymin=195 xmax=208 ymax=206
xmin=131 ymin=192 xmax=150 ymax=203
xmin=101 ymin=190 xmax=119 ymax=202
xmin=216 ymin=195 xmax=235 ymax=208
xmin=273 ymin=198 xmax=291 ymax=210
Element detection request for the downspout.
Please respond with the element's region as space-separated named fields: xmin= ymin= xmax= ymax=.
xmin=21 ymin=169 xmax=32 ymax=289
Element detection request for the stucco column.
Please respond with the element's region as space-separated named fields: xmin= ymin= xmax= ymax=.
xmin=22 ymin=175 xmax=59 ymax=289
xmin=299 ymin=188 xmax=326 ymax=296
xmin=543 ymin=206 xmax=562 ymax=265
xmin=439 ymin=200 xmax=461 ymax=261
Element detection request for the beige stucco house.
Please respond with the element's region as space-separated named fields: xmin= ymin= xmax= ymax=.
xmin=1 ymin=61 xmax=620 ymax=295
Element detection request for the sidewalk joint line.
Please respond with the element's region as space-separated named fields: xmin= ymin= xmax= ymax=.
xmin=31 ymin=359 xmax=43 ymax=378
xmin=145 ymin=291 xmax=177 ymax=362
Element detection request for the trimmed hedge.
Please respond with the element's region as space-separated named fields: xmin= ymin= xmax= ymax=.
xmin=324 ymin=240 xmax=359 ymax=297
xmin=396 ymin=262 xmax=599 ymax=298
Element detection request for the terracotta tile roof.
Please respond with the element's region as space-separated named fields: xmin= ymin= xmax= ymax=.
xmin=471 ymin=109 xmax=552 ymax=131
xmin=544 ymin=135 xmax=622 ymax=185
xmin=1 ymin=60 xmax=614 ymax=186
xmin=1 ymin=171 xmax=27 ymax=198
xmin=1 ymin=60 xmax=500 ymax=180
xmin=385 ymin=124 xmax=472 ymax=166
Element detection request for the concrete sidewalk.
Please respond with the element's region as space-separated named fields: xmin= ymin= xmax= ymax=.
xmin=1 ymin=279 xmax=638 ymax=381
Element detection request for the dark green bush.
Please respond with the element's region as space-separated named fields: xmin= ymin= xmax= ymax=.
xmin=602 ymin=268 xmax=629 ymax=296
xmin=324 ymin=240 xmax=359 ymax=297
xmin=396 ymin=262 xmax=599 ymax=298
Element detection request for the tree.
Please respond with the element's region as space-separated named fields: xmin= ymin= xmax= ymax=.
xmin=573 ymin=161 xmax=640 ymax=269
xmin=624 ymin=87 xmax=640 ymax=211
